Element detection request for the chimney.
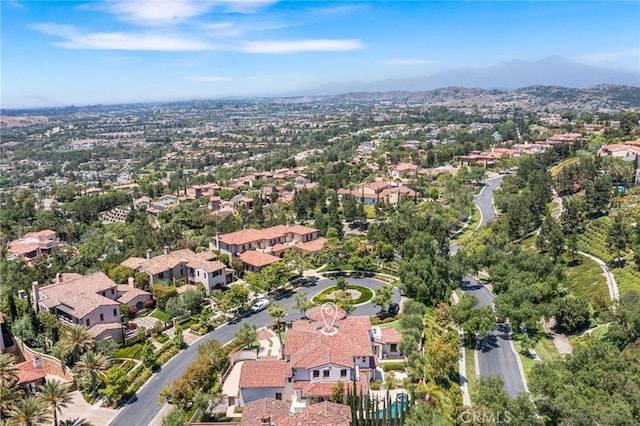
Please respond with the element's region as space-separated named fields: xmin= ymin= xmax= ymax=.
xmin=146 ymin=249 xmax=152 ymax=259
xmin=260 ymin=415 xmax=271 ymax=426
xmin=215 ymin=232 xmax=220 ymax=251
xmin=56 ymin=272 xmax=63 ymax=283
xmin=32 ymin=356 xmax=43 ymax=369
xmin=164 ymin=245 xmax=170 ymax=255
xmin=31 ymin=281 xmax=40 ymax=313
xmin=128 ymin=277 xmax=136 ymax=289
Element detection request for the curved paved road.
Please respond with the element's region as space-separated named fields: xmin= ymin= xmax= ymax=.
xmin=109 ymin=276 xmax=398 ymax=426
xmin=463 ymin=175 xmax=529 ymax=399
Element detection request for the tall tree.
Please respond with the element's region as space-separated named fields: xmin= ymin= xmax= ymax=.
xmin=608 ymin=213 xmax=630 ymax=266
xmin=60 ymin=325 xmax=95 ymax=363
xmin=7 ymin=396 xmax=51 ymax=426
xmin=234 ymin=322 xmax=257 ymax=350
xmin=75 ymin=350 xmax=109 ymax=397
xmin=371 ymin=284 xmax=394 ymax=313
xmin=39 ymin=380 xmax=72 ymax=426
xmin=268 ymin=304 xmax=287 ymax=353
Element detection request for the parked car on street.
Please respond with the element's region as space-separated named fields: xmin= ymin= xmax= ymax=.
xmin=388 ymin=303 xmax=400 ymax=315
xmin=250 ymin=298 xmax=270 ymax=313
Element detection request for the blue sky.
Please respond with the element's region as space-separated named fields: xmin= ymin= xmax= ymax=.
xmin=2 ymin=1 xmax=639 ymax=108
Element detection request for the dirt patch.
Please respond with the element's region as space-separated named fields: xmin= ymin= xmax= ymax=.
xmin=325 ymin=289 xmax=361 ymax=301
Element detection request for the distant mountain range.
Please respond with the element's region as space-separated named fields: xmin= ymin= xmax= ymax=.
xmin=324 ymin=84 xmax=640 ymax=112
xmin=308 ymin=56 xmax=639 ymax=95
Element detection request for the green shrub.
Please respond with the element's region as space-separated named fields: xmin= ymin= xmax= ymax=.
xmin=370 ymin=380 xmax=382 ymax=390
xmin=382 ymin=362 xmax=405 ymax=372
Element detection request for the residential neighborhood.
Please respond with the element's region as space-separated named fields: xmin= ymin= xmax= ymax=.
xmin=1 ymin=88 xmax=639 ymax=426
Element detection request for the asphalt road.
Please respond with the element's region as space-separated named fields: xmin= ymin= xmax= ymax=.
xmin=475 ymin=175 xmax=504 ymax=228
xmin=109 ymin=276 xmax=398 ymax=426
xmin=461 ymin=175 xmax=528 ymax=399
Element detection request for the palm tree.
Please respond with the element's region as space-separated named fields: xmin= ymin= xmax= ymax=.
xmin=39 ymin=380 xmax=73 ymax=426
xmin=60 ymin=325 xmax=95 ymax=363
xmin=7 ymin=396 xmax=50 ymax=426
xmin=0 ymin=377 xmax=24 ymax=421
xmin=267 ymin=304 xmax=287 ymax=357
xmin=75 ymin=351 xmax=109 ymax=397
xmin=0 ymin=353 xmax=18 ymax=381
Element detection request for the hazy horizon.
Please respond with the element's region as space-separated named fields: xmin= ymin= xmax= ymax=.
xmin=2 ymin=1 xmax=639 ymax=109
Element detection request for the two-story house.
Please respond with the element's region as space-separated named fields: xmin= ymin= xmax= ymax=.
xmin=30 ymin=272 xmax=152 ymax=343
xmin=238 ymin=306 xmax=381 ymax=414
xmin=8 ymin=230 xmax=63 ymax=262
xmin=120 ymin=247 xmax=231 ymax=293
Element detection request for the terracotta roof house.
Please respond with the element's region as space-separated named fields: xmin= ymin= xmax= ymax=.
xmin=240 ymin=398 xmax=351 ymax=426
xmin=30 ymin=272 xmax=151 ymax=343
xmin=391 ymin=162 xmax=420 ymax=178
xmin=597 ymin=143 xmax=640 ymax=161
xmin=7 ymin=229 xmax=62 ymax=262
xmin=239 ymin=359 xmax=291 ymax=405
xmin=214 ymin=224 xmax=319 ymax=258
xmin=15 ymin=358 xmax=46 ymax=394
xmin=234 ymin=306 xmax=379 ymax=414
xmin=237 ymin=250 xmax=282 ymax=272
xmin=120 ymin=247 xmax=230 ymax=294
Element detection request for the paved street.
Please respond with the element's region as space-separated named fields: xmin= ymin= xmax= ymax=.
xmin=461 ymin=175 xmax=529 ymax=399
xmin=109 ymin=276 xmax=397 ymax=426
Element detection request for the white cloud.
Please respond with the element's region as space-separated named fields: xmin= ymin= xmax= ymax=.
xmin=106 ymin=0 xmax=217 ymax=26
xmin=385 ymin=59 xmax=434 ymax=66
xmin=32 ymin=24 xmax=209 ymax=51
xmin=193 ymin=75 xmax=231 ymax=82
xmin=105 ymin=0 xmax=276 ymax=26
xmin=242 ymin=39 xmax=364 ymax=54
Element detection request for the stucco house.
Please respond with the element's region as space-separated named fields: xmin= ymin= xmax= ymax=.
xmin=120 ymin=247 xmax=231 ymax=294
xmin=7 ymin=230 xmax=63 ymax=262
xmin=30 ymin=272 xmax=151 ymax=343
xmin=239 ymin=359 xmax=291 ymax=406
xmin=236 ymin=306 xmax=382 ymax=414
xmin=214 ymin=224 xmax=319 ymax=257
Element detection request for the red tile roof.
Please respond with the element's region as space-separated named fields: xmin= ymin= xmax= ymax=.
xmin=296 ymin=237 xmax=327 ymax=253
xmin=285 ymin=316 xmax=375 ymax=369
xmin=238 ymin=250 xmax=281 ymax=268
xmin=239 ymin=359 xmax=290 ymax=388
xmin=15 ymin=361 xmax=46 ymax=385
xmin=240 ymin=398 xmax=351 ymax=426
xmin=220 ymin=224 xmax=318 ymax=246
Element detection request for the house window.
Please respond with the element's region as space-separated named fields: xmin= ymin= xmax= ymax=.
xmin=111 ymin=289 xmax=115 ymax=295
xmin=275 ymin=393 xmax=282 ymax=400
xmin=100 ymin=314 xmax=104 ymax=321
xmin=323 ymin=370 xmax=330 ymax=378
xmin=390 ymin=344 xmax=398 ymax=352
xmin=204 ymin=272 xmax=207 ymax=278
xmin=159 ymin=272 xmax=164 ymax=279
xmin=313 ymin=370 xmax=320 ymax=379
xmin=341 ymin=369 xmax=347 ymax=378
xmin=85 ymin=319 xmax=90 ymax=327
xmin=113 ymin=309 xmax=117 ymax=316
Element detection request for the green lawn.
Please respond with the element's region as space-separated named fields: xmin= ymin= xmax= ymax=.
xmin=151 ymin=309 xmax=172 ymax=322
xmin=114 ymin=343 xmax=146 ymax=360
xmin=533 ymin=337 xmax=562 ymax=363
xmin=512 ymin=341 xmax=536 ymax=381
xmin=564 ymin=255 xmax=609 ymax=307
xmin=613 ymin=267 xmax=640 ymax=296
xmin=452 ymin=207 xmax=481 ymax=245
xmin=464 ymin=347 xmax=477 ymax=403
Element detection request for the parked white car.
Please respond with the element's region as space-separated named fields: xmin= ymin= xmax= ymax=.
xmin=250 ymin=298 xmax=270 ymax=313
